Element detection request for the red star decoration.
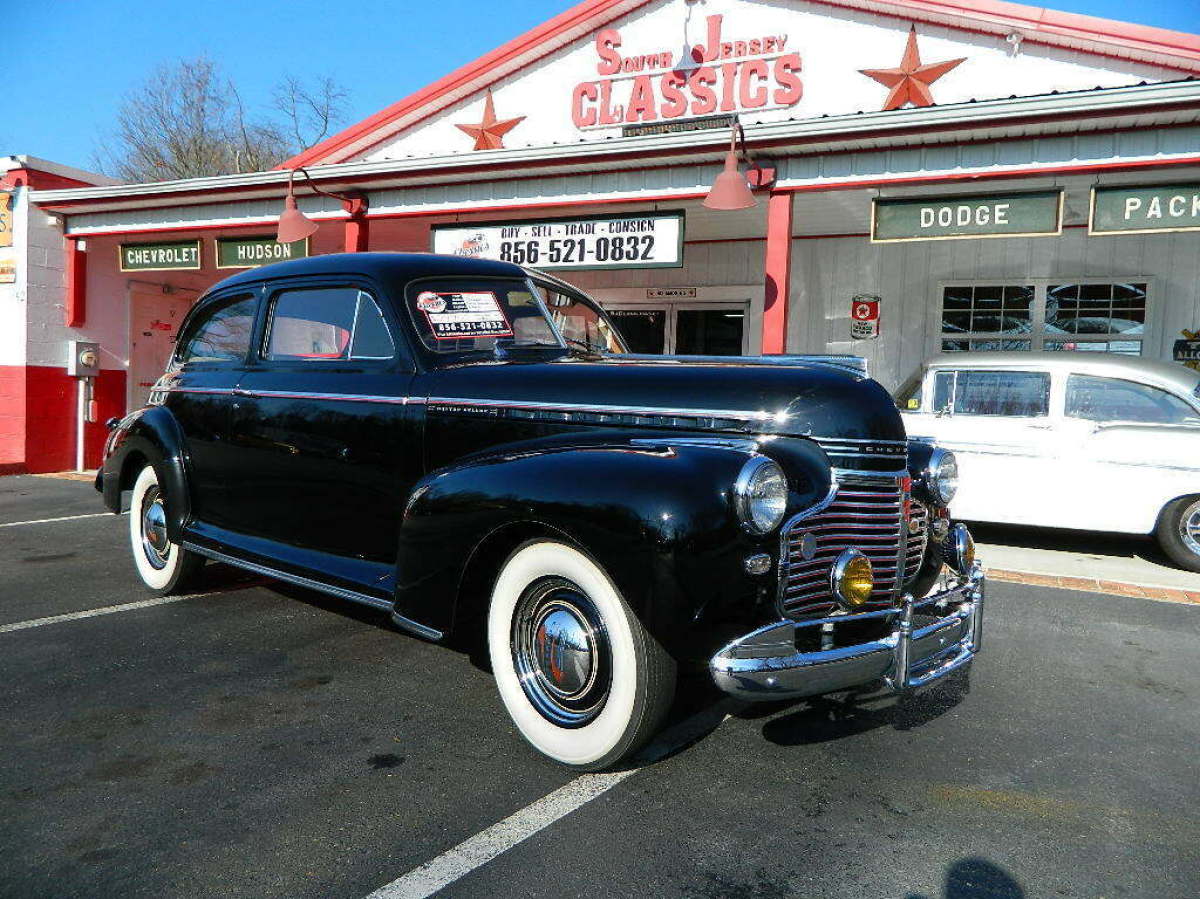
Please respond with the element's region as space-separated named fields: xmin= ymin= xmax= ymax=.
xmin=454 ymin=90 xmax=525 ymax=151
xmin=859 ymin=26 xmax=965 ymax=111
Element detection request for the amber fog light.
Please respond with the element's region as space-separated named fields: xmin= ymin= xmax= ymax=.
xmin=944 ymin=524 xmax=976 ymax=575
xmin=831 ymin=549 xmax=874 ymax=609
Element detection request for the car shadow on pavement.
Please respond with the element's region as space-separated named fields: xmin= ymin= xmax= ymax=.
xmin=906 ymin=857 xmax=1025 ymax=899
xmin=753 ymin=666 xmax=972 ymax=747
xmin=968 ymin=521 xmax=1173 ymax=568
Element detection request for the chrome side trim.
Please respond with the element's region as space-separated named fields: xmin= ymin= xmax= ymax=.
xmin=426 ymin=396 xmax=784 ymax=423
xmin=181 ymin=541 xmax=444 ymax=641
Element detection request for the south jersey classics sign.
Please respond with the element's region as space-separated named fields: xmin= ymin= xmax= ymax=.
xmin=432 ymin=213 xmax=684 ymax=271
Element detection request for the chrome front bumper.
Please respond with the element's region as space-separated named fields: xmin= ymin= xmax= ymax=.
xmin=710 ymin=565 xmax=984 ymax=701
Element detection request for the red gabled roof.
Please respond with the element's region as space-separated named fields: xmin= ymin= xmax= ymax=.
xmin=284 ymin=0 xmax=1200 ymax=169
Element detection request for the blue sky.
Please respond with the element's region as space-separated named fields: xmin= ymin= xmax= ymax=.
xmin=6 ymin=0 xmax=1198 ymax=173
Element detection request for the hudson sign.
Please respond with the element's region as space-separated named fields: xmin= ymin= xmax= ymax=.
xmin=571 ymin=14 xmax=803 ymax=129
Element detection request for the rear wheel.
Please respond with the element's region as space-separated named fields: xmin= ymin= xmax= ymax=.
xmin=1156 ymin=495 xmax=1200 ymax=573
xmin=487 ymin=541 xmax=675 ymax=770
xmin=129 ymin=464 xmax=203 ymax=594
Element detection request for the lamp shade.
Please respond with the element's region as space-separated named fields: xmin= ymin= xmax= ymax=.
xmin=702 ymin=149 xmax=756 ymax=210
xmin=276 ymin=193 xmax=319 ymax=244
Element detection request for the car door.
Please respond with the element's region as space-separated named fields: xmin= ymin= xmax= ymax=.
xmin=162 ymin=289 xmax=261 ymax=531
xmin=226 ymin=278 xmax=420 ymax=576
xmin=906 ymin=367 xmax=1057 ymax=525
xmin=1048 ymin=373 xmax=1200 ymax=533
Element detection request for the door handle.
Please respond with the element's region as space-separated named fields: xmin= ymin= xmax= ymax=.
xmin=232 ymin=388 xmax=255 ymax=398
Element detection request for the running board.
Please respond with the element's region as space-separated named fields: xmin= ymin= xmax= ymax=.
xmin=181 ymin=541 xmax=443 ymax=641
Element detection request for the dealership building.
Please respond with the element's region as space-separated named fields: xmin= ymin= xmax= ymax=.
xmin=5 ymin=0 xmax=1200 ymax=473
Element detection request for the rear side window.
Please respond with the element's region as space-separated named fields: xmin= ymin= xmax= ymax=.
xmin=178 ymin=294 xmax=257 ymax=364
xmin=933 ymin=369 xmax=1050 ymax=417
xmin=265 ymin=286 xmax=394 ymax=362
xmin=406 ymin=279 xmax=560 ymax=354
xmin=1066 ymin=375 xmax=1200 ymax=425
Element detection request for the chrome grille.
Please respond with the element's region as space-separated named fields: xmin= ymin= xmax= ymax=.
xmin=779 ymin=475 xmax=906 ymax=619
xmin=904 ymin=501 xmax=930 ymax=585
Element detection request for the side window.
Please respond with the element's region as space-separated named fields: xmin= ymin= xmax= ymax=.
xmin=265 ymin=286 xmax=394 ymax=362
xmin=941 ymin=370 xmax=1050 ymax=417
xmin=1065 ymin=375 xmax=1200 ymax=425
xmin=177 ymin=294 xmax=258 ymax=364
xmin=537 ymin=286 xmax=628 ymax=354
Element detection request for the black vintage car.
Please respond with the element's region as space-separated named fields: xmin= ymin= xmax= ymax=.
xmin=97 ymin=253 xmax=983 ymax=769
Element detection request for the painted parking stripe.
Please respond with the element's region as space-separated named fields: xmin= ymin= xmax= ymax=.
xmin=366 ymin=699 xmax=738 ymax=899
xmin=0 ymin=511 xmax=123 ymax=528
xmin=0 ymin=592 xmax=219 ymax=634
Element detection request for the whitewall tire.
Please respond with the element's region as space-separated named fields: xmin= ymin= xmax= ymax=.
xmin=129 ymin=464 xmax=203 ymax=594
xmin=487 ymin=541 xmax=676 ymax=770
xmin=1157 ymin=495 xmax=1200 ymax=574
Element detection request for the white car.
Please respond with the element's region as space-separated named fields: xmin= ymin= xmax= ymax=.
xmin=896 ymin=352 xmax=1200 ymax=572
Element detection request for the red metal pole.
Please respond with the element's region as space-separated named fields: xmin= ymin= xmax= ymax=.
xmin=65 ymin=237 xmax=87 ymax=327
xmin=761 ymin=190 xmax=792 ymax=355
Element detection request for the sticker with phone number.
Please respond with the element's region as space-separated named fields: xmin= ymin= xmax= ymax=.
xmin=416 ymin=291 xmax=513 ymax=340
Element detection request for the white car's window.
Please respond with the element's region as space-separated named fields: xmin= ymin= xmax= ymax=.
xmin=178 ymin=294 xmax=257 ymax=364
xmin=1065 ymin=375 xmax=1200 ymax=426
xmin=932 ymin=369 xmax=1050 ymax=417
xmin=265 ymin=287 xmax=394 ymax=362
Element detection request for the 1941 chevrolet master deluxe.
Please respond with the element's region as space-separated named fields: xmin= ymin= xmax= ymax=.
xmin=97 ymin=253 xmax=984 ymax=769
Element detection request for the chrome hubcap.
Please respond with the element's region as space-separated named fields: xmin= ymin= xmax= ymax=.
xmin=512 ymin=578 xmax=610 ymax=728
xmin=1181 ymin=500 xmax=1200 ymax=557
xmin=140 ymin=487 xmax=170 ymax=570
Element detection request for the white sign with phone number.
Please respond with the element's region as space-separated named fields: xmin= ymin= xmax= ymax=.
xmin=432 ymin=213 xmax=684 ymax=271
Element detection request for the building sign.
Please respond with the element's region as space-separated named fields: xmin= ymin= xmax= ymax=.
xmin=1090 ymin=184 xmax=1200 ymax=235
xmin=119 ymin=239 xmax=202 ymax=272
xmin=871 ymin=191 xmax=1063 ymax=242
xmin=571 ymin=14 xmax=802 ymax=130
xmin=1176 ymin=330 xmax=1200 ymax=373
xmin=216 ymin=236 xmax=310 ymax=269
xmin=0 ymin=259 xmax=14 ymax=284
xmin=850 ymin=295 xmax=880 ymax=340
xmin=0 ymin=192 xmax=12 ymax=250
xmin=646 ymin=287 xmax=696 ymax=299
xmin=432 ymin=212 xmax=684 ymax=271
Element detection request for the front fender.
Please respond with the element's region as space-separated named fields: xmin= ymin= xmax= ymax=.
xmin=395 ymin=436 xmax=830 ymax=655
xmin=100 ymin=406 xmax=191 ymax=540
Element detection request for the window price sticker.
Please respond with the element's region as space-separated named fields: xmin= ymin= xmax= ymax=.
xmin=417 ymin=291 xmax=513 ymax=340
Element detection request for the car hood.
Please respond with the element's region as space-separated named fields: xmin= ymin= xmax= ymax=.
xmin=426 ymin=354 xmax=907 ymax=446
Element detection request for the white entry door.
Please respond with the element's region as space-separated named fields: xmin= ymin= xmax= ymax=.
xmin=129 ymin=291 xmax=192 ymax=409
xmin=605 ymin=302 xmax=749 ymax=355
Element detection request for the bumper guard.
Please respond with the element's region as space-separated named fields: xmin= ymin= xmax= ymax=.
xmin=710 ymin=565 xmax=984 ymax=701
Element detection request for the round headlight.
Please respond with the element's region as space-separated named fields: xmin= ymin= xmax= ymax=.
xmin=733 ymin=457 xmax=788 ymax=535
xmin=831 ymin=549 xmax=874 ymax=609
xmin=944 ymin=523 xmax=976 ymax=575
xmin=926 ymin=448 xmax=959 ymax=506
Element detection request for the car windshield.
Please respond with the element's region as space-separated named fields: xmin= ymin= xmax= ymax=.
xmin=406 ymin=278 xmax=566 ymax=355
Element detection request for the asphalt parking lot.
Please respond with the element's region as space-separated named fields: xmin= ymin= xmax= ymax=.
xmin=2 ymin=475 xmax=1198 ymax=899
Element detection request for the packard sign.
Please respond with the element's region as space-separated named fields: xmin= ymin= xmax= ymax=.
xmin=119 ymin=239 xmax=202 ymax=272
xmin=571 ymin=14 xmax=802 ymax=129
xmin=1090 ymin=184 xmax=1200 ymax=235
xmin=432 ymin=213 xmax=684 ymax=271
xmin=216 ymin=236 xmax=309 ymax=269
xmin=872 ymin=191 xmax=1063 ymax=242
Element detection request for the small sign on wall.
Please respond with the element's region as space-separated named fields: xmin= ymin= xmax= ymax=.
xmin=216 ymin=236 xmax=310 ymax=269
xmin=1090 ymin=184 xmax=1200 ymax=235
xmin=871 ymin=191 xmax=1063 ymax=242
xmin=119 ymin=239 xmax=202 ymax=272
xmin=1175 ymin=330 xmax=1200 ymax=372
xmin=850 ymin=294 xmax=880 ymax=340
xmin=0 ymin=191 xmax=13 ymax=250
xmin=646 ymin=288 xmax=697 ymax=299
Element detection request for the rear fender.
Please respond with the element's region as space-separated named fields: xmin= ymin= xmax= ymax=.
xmin=100 ymin=406 xmax=191 ymax=540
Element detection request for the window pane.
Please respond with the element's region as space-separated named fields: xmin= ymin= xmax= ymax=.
xmin=932 ymin=371 xmax=954 ymax=411
xmin=1066 ymin=375 xmax=1200 ymax=425
xmin=675 ymin=309 xmax=744 ymax=356
xmin=267 ymin=287 xmax=359 ymax=360
xmin=179 ymin=295 xmax=257 ymax=363
xmin=954 ymin=370 xmax=1050 ymax=416
xmin=543 ymin=289 xmax=628 ymax=354
xmin=942 ymin=311 xmax=971 ymax=333
xmin=348 ymin=292 xmax=395 ymax=359
xmin=406 ymin=280 xmax=559 ymax=353
xmin=1045 ymin=340 xmax=1143 ymax=356
xmin=941 ymin=339 xmax=969 ymax=353
xmin=942 ymin=285 xmax=1034 ymax=348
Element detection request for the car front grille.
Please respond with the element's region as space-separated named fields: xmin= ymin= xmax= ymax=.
xmin=778 ymin=474 xmax=909 ymax=620
xmin=905 ymin=500 xmax=929 ymax=582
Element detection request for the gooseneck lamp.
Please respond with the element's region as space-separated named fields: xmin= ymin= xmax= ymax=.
xmin=703 ymin=118 xmax=757 ymax=211
xmin=276 ymin=168 xmax=367 ymax=244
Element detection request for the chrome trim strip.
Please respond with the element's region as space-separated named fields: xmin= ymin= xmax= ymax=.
xmin=425 ymin=395 xmax=783 ymax=423
xmin=180 ymin=541 xmax=444 ymax=641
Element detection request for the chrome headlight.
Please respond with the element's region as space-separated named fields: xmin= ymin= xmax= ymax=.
xmin=925 ymin=448 xmax=959 ymax=506
xmin=733 ymin=456 xmax=788 ymax=535
xmin=944 ymin=523 xmax=976 ymax=575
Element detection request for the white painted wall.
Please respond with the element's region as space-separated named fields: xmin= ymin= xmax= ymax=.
xmin=0 ymin=186 xmax=27 ymax=368
xmin=364 ymin=0 xmax=1180 ymax=163
xmin=787 ymin=227 xmax=1200 ymax=390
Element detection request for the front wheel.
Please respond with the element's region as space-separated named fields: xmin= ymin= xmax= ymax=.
xmin=129 ymin=463 xmax=203 ymax=594
xmin=487 ymin=541 xmax=676 ymax=770
xmin=1156 ymin=495 xmax=1200 ymax=573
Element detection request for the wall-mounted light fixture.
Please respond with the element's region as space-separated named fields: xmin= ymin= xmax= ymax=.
xmin=703 ymin=117 xmax=774 ymax=211
xmin=276 ymin=168 xmax=368 ymax=244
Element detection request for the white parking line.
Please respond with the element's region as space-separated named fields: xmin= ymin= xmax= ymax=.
xmin=0 ymin=591 xmax=213 ymax=634
xmin=366 ymin=699 xmax=737 ymax=899
xmin=0 ymin=511 xmax=123 ymax=528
